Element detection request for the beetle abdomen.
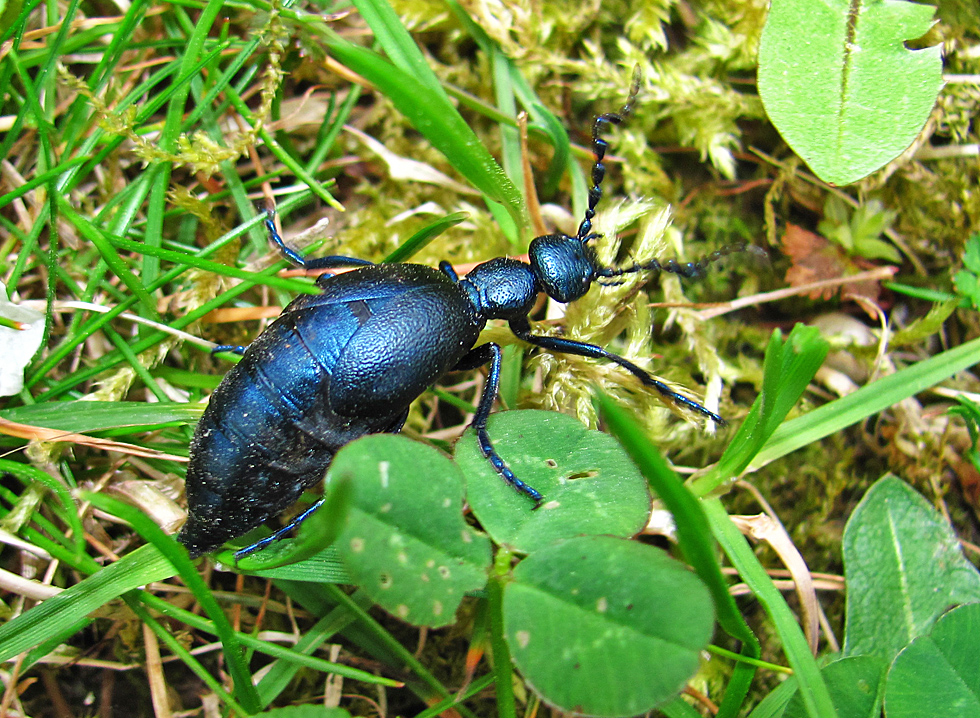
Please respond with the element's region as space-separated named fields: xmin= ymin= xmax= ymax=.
xmin=179 ymin=264 xmax=482 ymax=557
xmin=179 ymin=303 xmax=405 ymax=557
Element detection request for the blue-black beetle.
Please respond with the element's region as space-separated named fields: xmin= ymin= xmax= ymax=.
xmin=178 ymin=76 xmax=742 ymax=558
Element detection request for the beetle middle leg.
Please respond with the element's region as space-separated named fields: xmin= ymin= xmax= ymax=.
xmin=508 ymin=317 xmax=725 ymax=426
xmin=454 ymin=342 xmax=544 ymax=506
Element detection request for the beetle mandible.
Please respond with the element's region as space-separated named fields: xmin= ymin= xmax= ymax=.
xmin=178 ymin=73 xmax=742 ymax=558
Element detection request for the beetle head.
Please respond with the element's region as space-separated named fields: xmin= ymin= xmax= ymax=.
xmin=528 ymin=234 xmax=599 ymax=304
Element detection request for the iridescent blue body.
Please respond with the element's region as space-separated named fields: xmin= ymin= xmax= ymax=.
xmin=178 ymin=72 xmax=746 ymax=557
xmin=179 ymin=264 xmax=487 ymax=556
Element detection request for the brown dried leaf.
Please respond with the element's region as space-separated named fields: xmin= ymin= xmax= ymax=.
xmin=781 ymin=224 xmax=846 ymax=300
xmin=781 ymin=223 xmax=882 ymax=305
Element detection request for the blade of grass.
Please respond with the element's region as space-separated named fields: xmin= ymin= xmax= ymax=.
xmin=83 ymin=493 xmax=262 ymax=713
xmin=135 ymin=592 xmax=401 ymax=689
xmin=191 ymin=56 xmax=268 ymax=252
xmin=105 ymin=328 xmax=171 ymax=402
xmin=124 ymin=597 xmax=249 ymax=716
xmin=445 ymin=0 xmax=569 ymax=197
xmin=142 ymin=0 xmax=227 ymax=288
xmin=749 ymin=333 xmax=980 ymax=471
xmin=57 ymin=2 xmax=151 ymax=152
xmin=0 ymin=0 xmax=42 ymax=44
xmin=294 ymin=19 xmax=525 ymax=226
xmin=0 ymin=543 xmax=175 ymax=663
xmin=217 ymin=80 xmax=343 ymax=211
xmin=703 ymin=498 xmax=839 ymax=718
xmin=487 ymin=550 xmax=517 ymax=718
xmin=320 ymin=583 xmax=463 ymax=706
xmin=381 ymin=212 xmax=469 ymax=264
xmin=659 ymin=697 xmax=705 ymax=718
xmin=0 ymin=460 xmax=84 ymax=555
xmin=60 ymin=41 xmax=231 ymax=197
xmin=25 ymin=211 xmax=266 ymax=389
xmin=692 ymin=325 xmax=830 ymax=496
xmin=0 ymin=156 xmax=89 ymax=210
xmin=596 ymin=395 xmax=760 ymax=718
xmin=411 ymin=675 xmax=496 ymax=718
xmin=305 ymin=86 xmax=361 ymax=177
xmin=249 ymin=588 xmax=391 ymax=706
xmin=352 ymin=0 xmax=445 ymax=93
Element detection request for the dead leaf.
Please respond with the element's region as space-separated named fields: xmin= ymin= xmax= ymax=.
xmin=0 ymin=418 xmax=187 ymax=462
xmin=781 ymin=224 xmax=883 ymax=305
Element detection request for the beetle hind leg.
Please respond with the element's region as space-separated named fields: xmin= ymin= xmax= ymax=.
xmin=231 ymin=498 xmax=325 ymax=560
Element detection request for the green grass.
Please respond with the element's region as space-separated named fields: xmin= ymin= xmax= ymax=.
xmin=1 ymin=0 xmax=979 ymax=716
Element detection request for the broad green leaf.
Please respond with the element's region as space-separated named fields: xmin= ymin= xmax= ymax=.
xmin=758 ymin=0 xmax=943 ymax=185
xmin=325 ymin=434 xmax=492 ymax=628
xmin=503 ymin=535 xmax=713 ymax=716
xmin=455 ymin=410 xmax=651 ymax=554
xmin=842 ymin=476 xmax=980 ymax=661
xmin=783 ymin=656 xmax=886 ymax=718
xmin=885 ymin=603 xmax=980 ymax=718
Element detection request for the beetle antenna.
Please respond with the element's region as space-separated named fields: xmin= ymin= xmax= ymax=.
xmin=576 ymin=65 xmax=642 ymax=242
xmin=597 ymin=242 xmax=768 ymax=280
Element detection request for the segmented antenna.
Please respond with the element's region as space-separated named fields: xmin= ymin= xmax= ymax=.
xmin=598 ymin=243 xmax=768 ymax=280
xmin=576 ymin=66 xmax=642 ymax=242
xmin=573 ymin=68 xmax=768 ymax=283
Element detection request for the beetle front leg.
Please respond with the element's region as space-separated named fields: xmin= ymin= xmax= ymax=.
xmin=459 ymin=343 xmax=544 ymax=507
xmin=508 ymin=317 xmax=725 ymax=426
